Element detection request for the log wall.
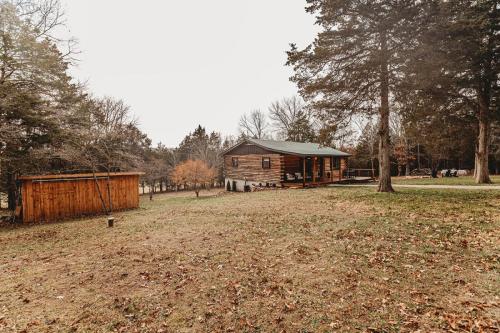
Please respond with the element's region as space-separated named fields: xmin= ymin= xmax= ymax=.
xmin=19 ymin=173 xmax=141 ymax=223
xmin=224 ymin=154 xmax=283 ymax=184
xmin=331 ymin=157 xmax=348 ymax=180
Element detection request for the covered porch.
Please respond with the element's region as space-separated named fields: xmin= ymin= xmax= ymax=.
xmin=282 ymin=154 xmax=346 ymax=188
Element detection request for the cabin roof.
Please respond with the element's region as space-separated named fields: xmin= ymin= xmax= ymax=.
xmin=225 ymin=138 xmax=351 ymax=157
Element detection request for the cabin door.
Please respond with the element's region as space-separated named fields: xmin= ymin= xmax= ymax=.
xmin=304 ymin=158 xmax=313 ymax=180
xmin=318 ymin=158 xmax=324 ymax=178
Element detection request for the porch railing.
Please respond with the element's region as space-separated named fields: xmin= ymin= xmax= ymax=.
xmin=343 ymin=169 xmax=375 ymax=179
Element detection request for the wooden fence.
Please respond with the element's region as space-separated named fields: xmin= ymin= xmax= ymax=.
xmin=17 ymin=172 xmax=143 ymax=223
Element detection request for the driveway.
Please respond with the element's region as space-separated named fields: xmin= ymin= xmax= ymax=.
xmin=330 ymin=184 xmax=500 ymax=190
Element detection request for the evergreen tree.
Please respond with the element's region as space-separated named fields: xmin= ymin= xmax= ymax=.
xmin=286 ymin=112 xmax=317 ymax=142
xmin=287 ymin=0 xmax=420 ymax=192
xmin=177 ymin=125 xmax=225 ymax=182
xmin=0 ymin=1 xmax=153 ymax=210
xmin=0 ymin=1 xmax=78 ymax=208
xmin=412 ymin=0 xmax=499 ymax=183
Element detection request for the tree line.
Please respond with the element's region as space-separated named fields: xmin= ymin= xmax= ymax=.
xmin=237 ymin=89 xmax=499 ymax=182
xmin=1 ymin=0 xmax=498 ymax=208
xmin=140 ymin=125 xmax=234 ymax=196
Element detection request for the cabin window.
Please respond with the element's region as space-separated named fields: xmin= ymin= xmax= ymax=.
xmin=232 ymin=157 xmax=239 ymax=167
xmin=332 ymin=158 xmax=340 ymax=169
xmin=262 ymin=157 xmax=271 ymax=169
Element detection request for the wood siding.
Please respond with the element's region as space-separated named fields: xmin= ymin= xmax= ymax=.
xmin=331 ymin=157 xmax=348 ymax=180
xmin=20 ymin=173 xmax=141 ymax=223
xmin=224 ymin=154 xmax=283 ymax=183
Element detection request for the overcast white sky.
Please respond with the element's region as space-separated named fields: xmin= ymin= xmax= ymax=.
xmin=63 ymin=1 xmax=317 ymax=147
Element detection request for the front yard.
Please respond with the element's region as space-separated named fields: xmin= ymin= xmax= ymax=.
xmin=0 ymin=188 xmax=498 ymax=332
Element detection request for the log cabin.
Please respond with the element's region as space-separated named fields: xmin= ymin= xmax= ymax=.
xmin=223 ymin=138 xmax=350 ymax=191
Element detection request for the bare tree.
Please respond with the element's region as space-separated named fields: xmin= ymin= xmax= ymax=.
xmin=13 ymin=0 xmax=78 ymax=59
xmin=15 ymin=0 xmax=65 ymax=36
xmin=354 ymin=117 xmax=379 ymax=178
xmin=171 ymin=160 xmax=216 ymax=198
xmin=269 ymin=96 xmax=305 ymax=135
xmin=269 ymin=96 xmax=316 ymax=142
xmin=390 ymin=112 xmax=413 ymax=176
xmin=57 ymin=96 xmax=149 ymax=213
xmin=238 ymin=110 xmax=269 ymax=139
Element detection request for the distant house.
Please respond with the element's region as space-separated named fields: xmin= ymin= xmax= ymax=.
xmin=223 ymin=138 xmax=350 ymax=191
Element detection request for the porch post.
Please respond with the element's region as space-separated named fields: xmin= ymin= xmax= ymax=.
xmin=313 ymin=157 xmax=317 ymax=184
xmin=302 ymin=157 xmax=306 ymax=188
xmin=339 ymin=158 xmax=343 ymax=181
xmin=331 ymin=156 xmax=334 ymax=182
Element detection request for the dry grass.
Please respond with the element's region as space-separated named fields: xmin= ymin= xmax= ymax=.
xmin=0 ymin=188 xmax=498 ymax=332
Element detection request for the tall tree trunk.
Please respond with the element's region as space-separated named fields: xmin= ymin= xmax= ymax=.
xmin=377 ymin=32 xmax=394 ymax=193
xmin=7 ymin=170 xmax=17 ymax=211
xmin=473 ymin=150 xmax=478 ymax=178
xmin=405 ymin=142 xmax=411 ymax=176
xmin=92 ymin=168 xmax=109 ymax=215
xmin=475 ymin=96 xmax=491 ymax=184
xmin=370 ymin=157 xmax=375 ymax=179
xmin=106 ymin=168 xmax=113 ymax=215
xmin=417 ymin=143 xmax=421 ymax=170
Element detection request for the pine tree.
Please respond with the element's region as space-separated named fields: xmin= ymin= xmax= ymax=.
xmin=0 ymin=2 xmax=77 ymax=208
xmin=287 ymin=0 xmax=420 ymax=192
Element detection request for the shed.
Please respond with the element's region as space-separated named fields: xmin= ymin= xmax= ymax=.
xmin=16 ymin=172 xmax=143 ymax=223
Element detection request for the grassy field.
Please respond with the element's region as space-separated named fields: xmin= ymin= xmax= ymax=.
xmin=391 ymin=175 xmax=500 ymax=186
xmin=0 ymin=188 xmax=498 ymax=332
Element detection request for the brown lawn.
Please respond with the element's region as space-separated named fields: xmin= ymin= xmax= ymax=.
xmin=0 ymin=188 xmax=498 ymax=332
